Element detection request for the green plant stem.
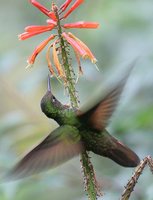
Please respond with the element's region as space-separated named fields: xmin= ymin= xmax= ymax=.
xmin=81 ymin=152 xmax=101 ymax=200
xmin=54 ymin=6 xmax=100 ymax=200
xmin=55 ymin=6 xmax=78 ymax=108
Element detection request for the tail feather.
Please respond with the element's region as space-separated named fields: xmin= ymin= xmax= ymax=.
xmin=106 ymin=139 xmax=140 ymax=167
xmin=92 ymin=130 xmax=140 ymax=167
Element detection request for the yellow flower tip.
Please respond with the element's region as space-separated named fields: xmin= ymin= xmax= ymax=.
xmin=18 ymin=34 xmax=22 ymax=40
xmin=97 ymin=23 xmax=100 ymax=28
xmin=91 ymin=58 xmax=98 ymax=64
xmin=94 ymin=63 xmax=100 ymax=71
xmin=26 ymin=59 xmax=34 ymax=69
xmin=25 ymin=63 xmax=33 ymax=69
xmin=82 ymin=54 xmax=88 ymax=59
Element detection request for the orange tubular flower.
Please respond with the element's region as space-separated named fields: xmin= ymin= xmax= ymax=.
xmin=62 ymin=0 xmax=84 ymax=19
xmin=19 ymin=30 xmax=49 ymax=41
xmin=19 ymin=0 xmax=99 ymax=75
xmin=24 ymin=25 xmax=55 ymax=32
xmin=46 ymin=44 xmax=55 ymax=76
xmin=52 ymin=43 xmax=64 ymax=77
xmin=62 ymin=32 xmax=97 ymax=64
xmin=62 ymin=32 xmax=87 ymax=58
xmin=73 ymin=47 xmax=83 ymax=75
xmin=27 ymin=34 xmax=55 ymax=68
xmin=68 ymin=32 xmax=97 ymax=63
xmin=63 ymin=21 xmax=100 ymax=29
xmin=60 ymin=0 xmax=72 ymax=11
xmin=19 ymin=25 xmax=55 ymax=40
xmin=30 ymin=0 xmax=57 ymax=20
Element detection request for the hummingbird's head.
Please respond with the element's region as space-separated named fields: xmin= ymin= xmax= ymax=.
xmin=40 ymin=76 xmax=65 ymax=119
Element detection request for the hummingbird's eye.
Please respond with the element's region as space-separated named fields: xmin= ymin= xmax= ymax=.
xmin=52 ymin=96 xmax=56 ymax=102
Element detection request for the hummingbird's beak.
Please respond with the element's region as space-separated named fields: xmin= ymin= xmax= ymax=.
xmin=47 ymin=75 xmax=51 ymax=92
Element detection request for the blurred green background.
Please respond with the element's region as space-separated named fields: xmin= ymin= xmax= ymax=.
xmin=0 ymin=0 xmax=153 ymax=199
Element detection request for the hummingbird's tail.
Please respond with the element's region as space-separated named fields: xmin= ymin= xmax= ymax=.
xmin=93 ymin=130 xmax=140 ymax=167
xmin=105 ymin=137 xmax=140 ymax=167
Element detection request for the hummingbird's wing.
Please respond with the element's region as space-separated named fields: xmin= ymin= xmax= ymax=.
xmin=78 ymin=68 xmax=132 ymax=131
xmin=5 ymin=125 xmax=83 ymax=180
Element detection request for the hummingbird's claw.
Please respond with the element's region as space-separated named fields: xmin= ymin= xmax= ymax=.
xmin=47 ymin=74 xmax=51 ymax=92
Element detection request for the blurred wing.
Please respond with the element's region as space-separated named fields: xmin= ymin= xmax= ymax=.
xmin=5 ymin=125 xmax=82 ymax=180
xmin=78 ymin=68 xmax=133 ymax=131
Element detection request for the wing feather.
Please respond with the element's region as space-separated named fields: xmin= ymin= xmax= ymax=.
xmin=78 ymin=68 xmax=133 ymax=131
xmin=5 ymin=125 xmax=83 ymax=180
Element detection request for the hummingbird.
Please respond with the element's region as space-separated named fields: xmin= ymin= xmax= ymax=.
xmin=6 ymin=69 xmax=140 ymax=180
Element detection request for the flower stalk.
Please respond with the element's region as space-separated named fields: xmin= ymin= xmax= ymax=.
xmin=53 ymin=5 xmax=78 ymax=107
xmin=81 ymin=152 xmax=102 ymax=199
xmin=53 ymin=4 xmax=100 ymax=200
